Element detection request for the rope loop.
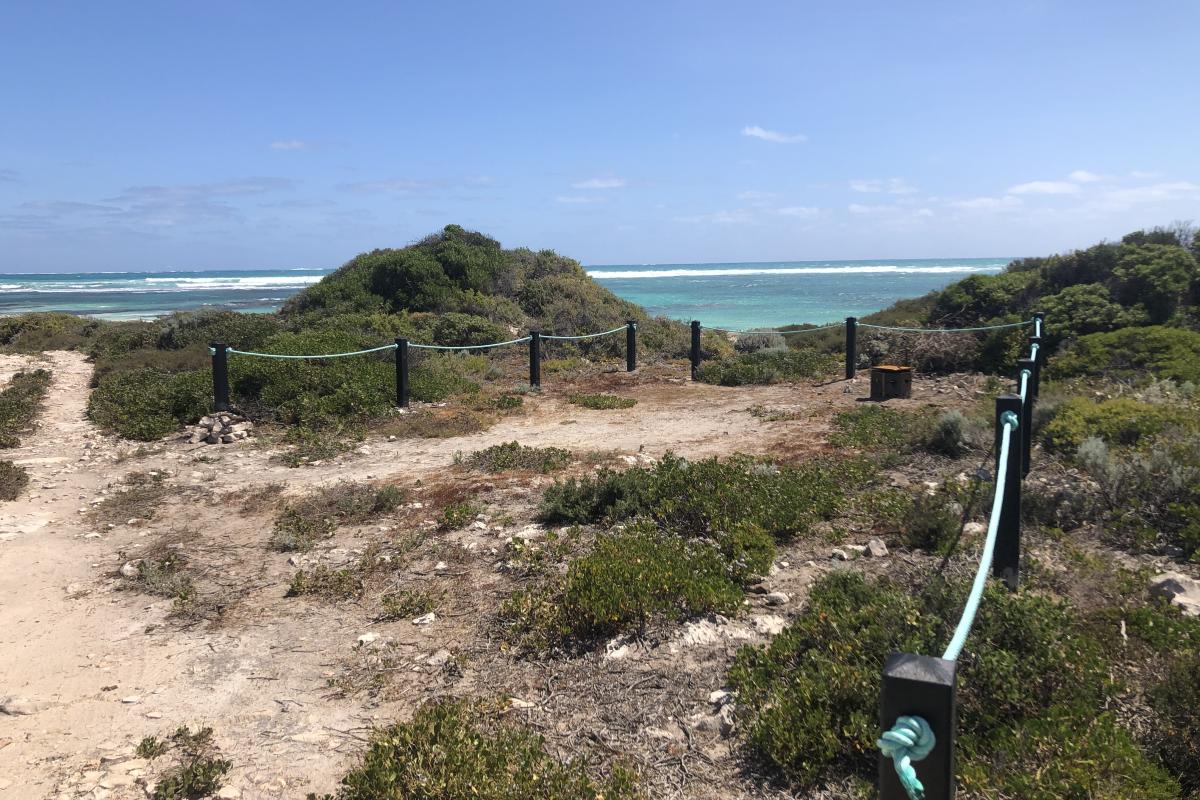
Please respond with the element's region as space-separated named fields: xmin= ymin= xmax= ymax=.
xmin=878 ymin=715 xmax=934 ymax=800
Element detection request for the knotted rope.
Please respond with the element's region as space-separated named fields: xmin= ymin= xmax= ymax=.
xmin=877 ymin=715 xmax=935 ymax=800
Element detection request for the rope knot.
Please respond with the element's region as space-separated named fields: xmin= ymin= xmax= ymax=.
xmin=877 ymin=715 xmax=935 ymax=800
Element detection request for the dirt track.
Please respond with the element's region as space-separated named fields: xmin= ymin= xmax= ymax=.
xmin=0 ymin=352 xmax=979 ymax=799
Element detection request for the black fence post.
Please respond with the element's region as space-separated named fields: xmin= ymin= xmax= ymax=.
xmin=626 ymin=321 xmax=637 ymax=372
xmin=210 ymin=342 xmax=230 ymax=412
xmin=879 ymin=653 xmax=957 ymax=800
xmin=529 ymin=331 xmax=541 ymax=388
xmin=993 ymin=394 xmax=1023 ymax=591
xmin=845 ymin=317 xmax=858 ymax=379
xmin=690 ymin=320 xmax=701 ymax=380
xmin=1032 ymin=311 xmax=1045 ymax=340
xmin=1017 ymin=357 xmax=1035 ymax=477
xmin=395 ymin=338 xmax=410 ymax=408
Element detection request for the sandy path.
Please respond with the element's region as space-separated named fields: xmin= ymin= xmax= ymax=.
xmin=0 ymin=355 xmax=968 ymax=799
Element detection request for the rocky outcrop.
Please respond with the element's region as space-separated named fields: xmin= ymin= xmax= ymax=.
xmin=188 ymin=413 xmax=253 ymax=445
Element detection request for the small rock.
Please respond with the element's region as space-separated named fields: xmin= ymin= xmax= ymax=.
xmin=963 ymin=521 xmax=987 ymax=537
xmin=708 ymin=689 xmax=732 ymax=706
xmin=866 ymin=538 xmax=889 ymax=558
xmin=0 ymin=696 xmax=50 ymax=715
xmin=508 ymin=697 xmax=536 ymax=709
xmin=765 ymin=591 xmax=790 ymax=606
xmin=217 ymin=788 xmax=242 ymax=799
xmin=752 ymin=614 xmax=787 ymax=636
xmin=434 ymin=561 xmax=448 ymax=572
xmin=831 ymin=548 xmax=850 ymax=561
xmin=426 ymin=649 xmax=452 ymax=667
xmin=412 ymin=612 xmax=436 ymax=625
xmin=120 ymin=696 xmax=141 ymax=704
xmin=1149 ymin=572 xmax=1200 ymax=617
xmin=119 ymin=561 xmax=141 ymax=578
xmin=145 ymin=712 xmax=163 ymax=719
xmin=357 ymin=632 xmax=379 ymax=646
xmin=846 ymin=544 xmax=868 ymax=557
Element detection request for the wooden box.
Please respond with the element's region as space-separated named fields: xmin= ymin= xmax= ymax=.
xmin=870 ymin=365 xmax=912 ymax=401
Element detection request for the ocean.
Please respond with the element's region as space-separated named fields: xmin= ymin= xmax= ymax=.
xmin=0 ymin=258 xmax=1011 ymax=329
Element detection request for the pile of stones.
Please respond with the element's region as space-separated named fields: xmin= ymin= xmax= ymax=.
xmin=188 ymin=412 xmax=253 ymax=445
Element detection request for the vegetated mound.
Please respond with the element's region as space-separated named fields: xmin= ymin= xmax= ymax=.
xmin=0 ymin=226 xmax=691 ymax=441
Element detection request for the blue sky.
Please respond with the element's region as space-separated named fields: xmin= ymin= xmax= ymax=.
xmin=2 ymin=0 xmax=1198 ymax=272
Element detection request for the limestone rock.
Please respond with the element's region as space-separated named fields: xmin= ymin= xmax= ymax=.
xmin=1149 ymin=572 xmax=1200 ymax=617
xmin=866 ymin=538 xmax=889 ymax=558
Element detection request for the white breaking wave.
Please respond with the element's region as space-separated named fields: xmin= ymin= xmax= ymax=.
xmin=0 ymin=275 xmax=324 ymax=293
xmin=141 ymin=276 xmax=325 ymax=289
xmin=587 ymin=265 xmax=1004 ymax=280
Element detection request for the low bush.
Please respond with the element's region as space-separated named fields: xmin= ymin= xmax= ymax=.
xmin=311 ymin=481 xmax=406 ymax=522
xmin=137 ymin=726 xmax=232 ymax=800
xmin=88 ymin=471 xmax=174 ymax=525
xmin=438 ymin=501 xmax=481 ymax=530
xmin=310 ymin=698 xmax=639 ymax=800
xmin=277 ymin=420 xmax=365 ymax=466
xmin=1052 ymin=326 xmax=1200 ymax=384
xmin=378 ymin=589 xmax=435 ymax=620
xmin=0 ymin=460 xmax=28 ymax=501
xmin=567 ymin=393 xmax=637 ymax=410
xmin=695 ymin=349 xmax=834 ymax=386
xmin=728 ymin=572 xmax=1169 ymax=796
xmin=0 ymin=368 xmax=52 ymax=447
xmin=733 ymin=331 xmax=786 ymax=352
xmin=88 ymin=368 xmax=210 ymax=441
xmin=504 ymin=524 xmax=743 ymax=646
xmin=829 ymin=405 xmax=913 ymax=451
xmin=457 ymin=441 xmax=571 ymax=473
xmin=901 ymin=492 xmax=962 ymax=553
xmin=286 ymin=566 xmax=363 ymax=601
xmin=271 ymin=503 xmax=336 ymax=552
xmin=124 ymin=552 xmax=195 ymax=608
xmin=1149 ymin=653 xmax=1200 ymax=794
xmin=1041 ymin=396 xmax=1182 ymax=451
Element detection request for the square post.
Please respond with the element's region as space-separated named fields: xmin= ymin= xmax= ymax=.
xmin=846 ymin=317 xmax=858 ymax=379
xmin=1017 ymin=357 xmax=1035 ymax=477
xmin=690 ymin=320 xmax=701 ymax=380
xmin=993 ymin=394 xmax=1023 ymax=590
xmin=395 ymin=338 xmax=410 ymax=408
xmin=529 ymin=331 xmax=541 ymax=388
xmin=880 ymin=653 xmax=957 ymax=800
xmin=210 ymin=342 xmax=230 ymax=412
xmin=626 ymin=321 xmax=637 ymax=372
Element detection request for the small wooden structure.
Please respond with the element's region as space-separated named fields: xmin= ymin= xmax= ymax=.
xmin=870 ymin=365 xmax=912 ymax=401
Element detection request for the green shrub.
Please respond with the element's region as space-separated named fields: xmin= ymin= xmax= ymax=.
xmin=829 ymin=405 xmax=912 ymax=451
xmin=1150 ymin=653 xmax=1200 ymax=794
xmin=926 ymin=410 xmax=970 ymax=457
xmin=539 ymin=453 xmax=871 ymax=542
xmin=695 ymin=349 xmax=834 ymax=386
xmin=139 ymin=726 xmax=232 ymax=800
xmin=1040 ymin=282 xmax=1149 ymax=338
xmin=438 ymin=501 xmax=480 ymax=530
xmin=88 ymin=368 xmax=210 ymax=440
xmin=313 ymin=699 xmax=639 ymax=800
xmin=313 ymin=481 xmax=406 ymax=522
xmin=901 ymin=492 xmax=961 ymax=553
xmin=277 ymin=420 xmax=365 ymax=466
xmin=457 ymin=441 xmax=571 ymax=473
xmin=271 ymin=504 xmax=336 ymax=552
xmin=286 ymin=566 xmax=363 ymax=600
xmin=409 ymin=353 xmax=484 ymax=402
xmin=504 ymin=524 xmax=743 ymax=645
xmin=567 ymin=393 xmax=637 ymax=410
xmin=378 ymin=590 xmax=435 ymax=620
xmin=125 ymin=553 xmax=195 ymax=606
xmin=733 ymin=331 xmax=786 ymax=352
xmin=1052 ymin=326 xmax=1200 ymax=384
xmin=0 ymin=312 xmax=98 ymax=352
xmin=0 ymin=460 xmax=28 ymax=501
xmin=728 ymin=572 xmax=1157 ymax=796
xmin=155 ymin=309 xmax=283 ymax=351
xmin=0 ymin=369 xmax=52 ymax=447
xmin=1041 ymin=396 xmax=1182 ymax=451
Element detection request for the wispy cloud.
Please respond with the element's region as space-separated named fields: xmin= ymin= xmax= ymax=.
xmin=914 ymin=208 xmax=935 ymax=218
xmin=571 ymin=177 xmax=627 ymax=189
xmin=673 ymin=209 xmax=754 ymax=225
xmin=1130 ymin=170 xmax=1161 ymax=179
xmin=949 ymin=195 xmax=1022 ymax=210
xmin=741 ymin=125 xmax=807 ymax=144
xmin=737 ymin=190 xmax=776 ymax=202
xmin=269 ymin=139 xmax=311 ymax=151
xmin=849 ymin=178 xmax=917 ymax=195
xmin=1008 ymin=180 xmax=1080 ymax=195
xmin=776 ymin=206 xmax=819 ymax=218
xmin=1067 ymin=169 xmax=1104 ymax=183
xmin=848 ymin=203 xmax=891 ymax=215
xmin=555 ymin=195 xmax=603 ymax=204
xmin=0 ymin=169 xmax=18 ymax=183
xmin=339 ymin=179 xmax=440 ymax=194
xmin=1098 ymin=181 xmax=1199 ymax=206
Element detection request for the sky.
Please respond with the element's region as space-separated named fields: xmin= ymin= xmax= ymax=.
xmin=1 ymin=0 xmax=1198 ymax=272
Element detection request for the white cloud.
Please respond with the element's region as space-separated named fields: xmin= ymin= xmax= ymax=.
xmin=849 ymin=178 xmax=917 ymax=195
xmin=776 ymin=206 xmax=819 ymax=218
xmin=340 ymin=179 xmax=438 ymax=193
xmin=949 ymin=195 xmax=1022 ymax=210
xmin=571 ymin=177 xmax=627 ymax=189
xmin=1099 ymin=181 xmax=1199 ymax=206
xmin=270 ymin=140 xmax=310 ymax=151
xmin=1131 ymin=170 xmax=1161 ymax=179
xmin=914 ymin=208 xmax=935 ymax=217
xmin=1068 ymin=170 xmax=1103 ymax=183
xmin=848 ymin=203 xmax=890 ymax=215
xmin=555 ymin=195 xmax=602 ymax=204
xmin=741 ymin=125 xmax=807 ymax=144
xmin=673 ymin=209 xmax=754 ymax=225
xmin=1008 ymin=180 xmax=1080 ymax=195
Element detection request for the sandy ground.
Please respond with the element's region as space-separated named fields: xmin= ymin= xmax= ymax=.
xmin=0 ymin=352 xmax=985 ymax=799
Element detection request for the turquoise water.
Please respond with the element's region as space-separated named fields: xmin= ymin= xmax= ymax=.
xmin=0 ymin=258 xmax=1011 ymax=327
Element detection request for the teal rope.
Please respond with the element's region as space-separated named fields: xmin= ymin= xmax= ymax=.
xmin=409 ymin=336 xmax=531 ymax=351
xmin=226 ymin=343 xmax=398 ymax=359
xmin=1030 ymin=341 xmax=1039 ymax=362
xmin=1018 ymin=369 xmax=1031 ymax=402
xmin=858 ymin=319 xmax=1034 ymax=334
xmin=1035 ymin=318 xmax=1043 ymax=338
xmin=942 ymin=413 xmax=1017 ymax=662
xmin=878 ymin=715 xmax=935 ymax=800
xmin=541 ymin=326 xmax=628 ymax=341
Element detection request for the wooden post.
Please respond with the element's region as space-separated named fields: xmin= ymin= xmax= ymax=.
xmin=529 ymin=331 xmax=541 ymax=388
xmin=210 ymin=342 xmax=230 ymax=412
xmin=845 ymin=317 xmax=858 ymax=379
xmin=993 ymin=394 xmax=1023 ymax=590
xmin=880 ymin=653 xmax=958 ymax=800
xmin=690 ymin=320 xmax=701 ymax=380
xmin=395 ymin=338 xmax=409 ymax=408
